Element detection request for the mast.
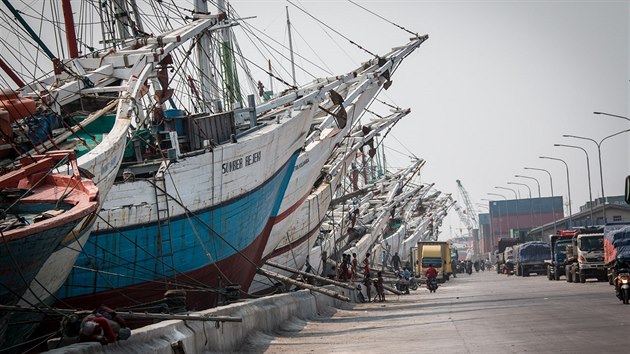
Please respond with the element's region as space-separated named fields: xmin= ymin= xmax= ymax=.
xmin=1 ymin=0 xmax=56 ymax=61
xmin=194 ymin=0 xmax=216 ymax=112
xmin=111 ymin=0 xmax=134 ymax=41
xmin=286 ymin=6 xmax=296 ymax=87
xmin=61 ymin=0 xmax=79 ymax=58
xmin=129 ymin=0 xmax=144 ymax=34
xmin=217 ymin=0 xmax=242 ymax=110
xmin=1 ymin=0 xmax=62 ymax=77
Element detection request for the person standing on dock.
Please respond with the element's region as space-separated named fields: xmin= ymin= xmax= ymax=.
xmin=375 ymin=271 xmax=385 ymax=302
xmin=363 ymin=253 xmax=372 ymax=301
xmin=363 ymin=253 xmax=371 ymax=277
xmin=351 ymin=253 xmax=358 ymax=280
xmin=339 ymin=254 xmax=349 ymax=281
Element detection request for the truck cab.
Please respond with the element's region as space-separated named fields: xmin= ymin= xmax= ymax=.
xmin=503 ymin=246 xmax=514 ymax=274
xmin=546 ymin=230 xmax=577 ymax=281
xmin=567 ymin=230 xmax=606 ymax=283
xmin=496 ymin=238 xmax=519 ymax=274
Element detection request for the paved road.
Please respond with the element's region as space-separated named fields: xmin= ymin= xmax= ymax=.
xmin=241 ymin=270 xmax=629 ymax=353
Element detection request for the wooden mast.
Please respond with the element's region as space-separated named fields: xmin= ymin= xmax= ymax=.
xmin=61 ymin=0 xmax=79 ymax=58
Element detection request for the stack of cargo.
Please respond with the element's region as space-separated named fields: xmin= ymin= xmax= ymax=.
xmin=604 ymin=224 xmax=630 ymax=268
xmin=514 ymin=241 xmax=550 ymax=277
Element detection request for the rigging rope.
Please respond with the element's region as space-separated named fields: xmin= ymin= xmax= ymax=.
xmin=287 ymin=0 xmax=377 ymax=58
xmin=346 ymin=0 xmax=418 ymax=37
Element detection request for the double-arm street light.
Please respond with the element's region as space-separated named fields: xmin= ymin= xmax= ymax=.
xmin=555 ymin=143 xmax=594 ymax=224
xmin=563 ymin=127 xmax=630 ymax=223
xmin=540 ymin=156 xmax=572 ymax=227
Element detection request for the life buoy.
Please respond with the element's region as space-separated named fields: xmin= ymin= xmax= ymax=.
xmin=0 ymin=96 xmax=37 ymax=121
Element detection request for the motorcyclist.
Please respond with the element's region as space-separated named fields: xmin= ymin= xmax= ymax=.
xmin=425 ymin=264 xmax=438 ymax=292
xmin=425 ymin=264 xmax=437 ymax=281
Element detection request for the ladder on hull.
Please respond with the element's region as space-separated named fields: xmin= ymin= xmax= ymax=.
xmin=153 ymin=161 xmax=176 ymax=283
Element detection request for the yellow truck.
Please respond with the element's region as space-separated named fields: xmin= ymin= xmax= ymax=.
xmin=415 ymin=241 xmax=452 ymax=282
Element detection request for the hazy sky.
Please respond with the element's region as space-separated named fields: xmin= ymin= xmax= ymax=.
xmin=1 ymin=0 xmax=628 ymax=241
xmin=237 ymin=0 xmax=629 ymax=239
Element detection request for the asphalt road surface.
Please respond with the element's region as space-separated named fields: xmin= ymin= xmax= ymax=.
xmin=240 ymin=269 xmax=629 ymax=353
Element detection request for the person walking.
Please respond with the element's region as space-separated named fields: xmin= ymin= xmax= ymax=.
xmin=391 ymin=252 xmax=401 ymax=271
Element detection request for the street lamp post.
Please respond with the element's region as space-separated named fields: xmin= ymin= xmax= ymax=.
xmin=540 ymin=156 xmax=572 ymax=228
xmin=495 ymin=186 xmax=520 ymax=237
xmin=593 ymin=111 xmax=630 ymax=123
xmin=563 ymin=128 xmax=630 ymax=224
xmin=555 ymin=143 xmax=594 ymax=224
xmin=524 ymin=167 xmax=557 ymax=234
xmin=508 ymin=182 xmax=534 ymax=232
xmin=524 ymin=167 xmax=554 ymax=196
xmin=515 ymin=174 xmax=543 ymax=237
xmin=515 ymin=175 xmax=541 ymax=197
xmin=508 ymin=182 xmax=532 ymax=198
xmin=495 ymin=186 xmax=518 ymax=199
xmin=486 ymin=194 xmax=507 ymax=239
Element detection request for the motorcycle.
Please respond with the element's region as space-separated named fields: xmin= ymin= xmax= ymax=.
xmin=466 ymin=260 xmax=473 ymax=275
xmin=474 ymin=261 xmax=480 ymax=272
xmin=408 ymin=274 xmax=419 ymax=291
xmin=427 ymin=278 xmax=438 ymax=293
xmin=457 ymin=262 xmax=465 ymax=274
xmin=615 ymin=268 xmax=630 ymax=304
xmin=395 ymin=271 xmax=410 ymax=294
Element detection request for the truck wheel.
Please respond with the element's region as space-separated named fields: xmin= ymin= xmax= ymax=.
xmin=547 ymin=266 xmax=553 ymax=281
xmin=579 ymin=272 xmax=586 ymax=283
xmin=572 ymin=268 xmax=579 ymax=283
xmin=554 ymin=267 xmax=560 ymax=281
xmin=566 ymin=265 xmax=573 ymax=283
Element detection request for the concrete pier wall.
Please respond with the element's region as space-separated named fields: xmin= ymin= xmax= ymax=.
xmin=46 ymin=286 xmax=357 ymax=353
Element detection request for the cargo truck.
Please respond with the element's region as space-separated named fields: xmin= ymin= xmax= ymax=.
xmin=514 ymin=241 xmax=550 ymax=277
xmin=565 ymin=227 xmax=606 ymax=283
xmin=503 ymin=246 xmax=515 ymax=274
xmin=416 ymin=241 xmax=451 ymax=282
xmin=495 ymin=238 xmax=519 ymax=274
xmin=604 ymin=222 xmax=630 ymax=284
xmin=546 ymin=230 xmax=577 ymax=281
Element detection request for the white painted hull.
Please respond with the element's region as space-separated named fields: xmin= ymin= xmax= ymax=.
xmin=250 ymin=178 xmax=335 ymax=293
xmin=16 ymin=50 xmax=151 ymax=307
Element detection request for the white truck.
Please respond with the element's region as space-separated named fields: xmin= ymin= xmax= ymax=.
xmin=565 ymin=228 xmax=607 ymax=283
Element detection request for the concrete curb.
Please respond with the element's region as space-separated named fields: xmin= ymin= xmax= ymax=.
xmin=46 ymin=286 xmax=357 ymax=353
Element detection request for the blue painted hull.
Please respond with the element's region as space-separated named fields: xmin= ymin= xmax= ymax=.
xmin=0 ymin=204 xmax=84 ymax=348
xmin=59 ymin=150 xmax=300 ymax=311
